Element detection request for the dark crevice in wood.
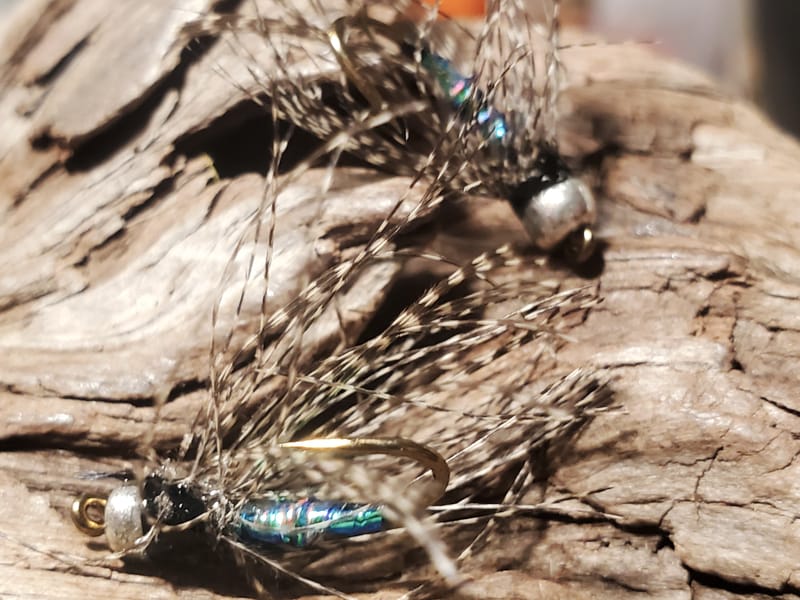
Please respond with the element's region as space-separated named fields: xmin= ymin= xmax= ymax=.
xmin=172 ymin=96 xmax=373 ymax=180
xmin=688 ymin=567 xmax=793 ymax=598
xmin=320 ymin=215 xmax=431 ymax=256
xmin=505 ymin=505 xmax=617 ymax=529
xmin=761 ymin=396 xmax=800 ymax=420
xmin=79 ymin=226 xmax=127 ymax=265
xmin=686 ymin=205 xmax=706 ymax=224
xmin=120 ymin=178 xmax=174 ymax=223
xmin=64 ymin=75 xmax=177 ymax=170
xmin=30 ymin=131 xmax=55 ymax=150
xmin=0 ymin=0 xmax=76 ymax=87
xmin=579 ymin=140 xmax=620 ymax=174
xmin=64 ymin=38 xmax=214 ymax=158
xmin=166 ymin=377 xmax=208 ymax=403
xmin=0 ymin=436 xmax=142 ymax=456
xmin=11 ymin=159 xmax=63 ymax=206
xmin=210 ymin=0 xmax=245 ymax=17
xmin=601 ymin=515 xmax=671 ymax=540
xmin=355 ymin=269 xmax=447 ymax=346
xmin=654 ymin=533 xmax=675 ymax=552
xmin=74 ymin=467 xmax=136 ymax=481
xmin=1 ymin=381 xmax=200 ymax=408
xmin=599 ymin=577 xmax=651 ymax=594
xmin=706 ymin=269 xmax=743 ymax=282
xmin=59 ymin=393 xmax=156 ymax=407
xmin=33 ymin=35 xmax=90 ymax=87
xmin=174 ymin=99 xmax=277 ymax=178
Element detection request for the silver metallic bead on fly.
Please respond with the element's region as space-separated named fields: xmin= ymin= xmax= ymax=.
xmin=104 ymin=485 xmax=145 ymax=552
xmin=71 ymin=486 xmax=144 ymax=552
xmin=520 ymin=177 xmax=596 ymax=255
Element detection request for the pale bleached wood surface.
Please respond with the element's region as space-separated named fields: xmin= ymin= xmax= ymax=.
xmin=2 ymin=2 xmax=800 ymax=599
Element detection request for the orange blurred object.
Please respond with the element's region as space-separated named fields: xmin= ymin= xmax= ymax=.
xmin=430 ymin=0 xmax=485 ymax=18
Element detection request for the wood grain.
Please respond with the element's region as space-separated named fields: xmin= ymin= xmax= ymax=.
xmin=2 ymin=2 xmax=800 ymax=599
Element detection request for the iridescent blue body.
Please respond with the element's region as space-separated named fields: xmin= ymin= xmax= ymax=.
xmin=235 ymin=497 xmax=384 ymax=548
xmin=416 ymin=45 xmax=596 ymax=261
xmin=420 ymin=50 xmax=508 ymax=143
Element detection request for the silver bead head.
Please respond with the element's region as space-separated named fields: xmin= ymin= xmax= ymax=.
xmin=104 ymin=485 xmax=144 ymax=552
xmin=517 ymin=177 xmax=597 ymax=255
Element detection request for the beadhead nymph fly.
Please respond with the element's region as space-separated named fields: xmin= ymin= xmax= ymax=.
xmin=73 ymin=436 xmax=449 ymax=552
xmin=67 ymin=142 xmax=610 ymax=596
xmin=64 ymin=3 xmax=613 ymax=596
xmin=188 ymin=0 xmax=597 ymax=262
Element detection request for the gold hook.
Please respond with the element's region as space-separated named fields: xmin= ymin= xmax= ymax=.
xmin=563 ymin=225 xmax=596 ymax=264
xmin=327 ymin=15 xmax=418 ymax=143
xmin=280 ymin=436 xmax=450 ymax=506
xmin=71 ymin=494 xmax=108 ymax=536
xmin=328 ymin=17 xmax=387 ymax=113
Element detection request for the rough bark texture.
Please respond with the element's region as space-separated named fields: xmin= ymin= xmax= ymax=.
xmin=2 ymin=2 xmax=800 ymax=599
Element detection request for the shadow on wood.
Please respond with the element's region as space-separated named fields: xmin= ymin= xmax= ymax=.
xmin=1 ymin=1 xmax=800 ymax=599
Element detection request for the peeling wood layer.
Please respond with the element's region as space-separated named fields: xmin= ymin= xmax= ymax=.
xmin=1 ymin=2 xmax=800 ymax=599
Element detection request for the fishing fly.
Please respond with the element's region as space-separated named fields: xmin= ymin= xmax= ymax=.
xmin=189 ymin=0 xmax=597 ymax=262
xmin=62 ymin=2 xmax=613 ymax=596
xmin=66 ymin=144 xmax=610 ymax=597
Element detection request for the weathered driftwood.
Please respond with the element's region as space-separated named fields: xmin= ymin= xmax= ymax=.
xmin=2 ymin=1 xmax=800 ymax=599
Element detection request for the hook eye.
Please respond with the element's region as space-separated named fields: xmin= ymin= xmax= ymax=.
xmin=71 ymin=494 xmax=107 ymax=536
xmin=562 ymin=226 xmax=596 ymax=264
